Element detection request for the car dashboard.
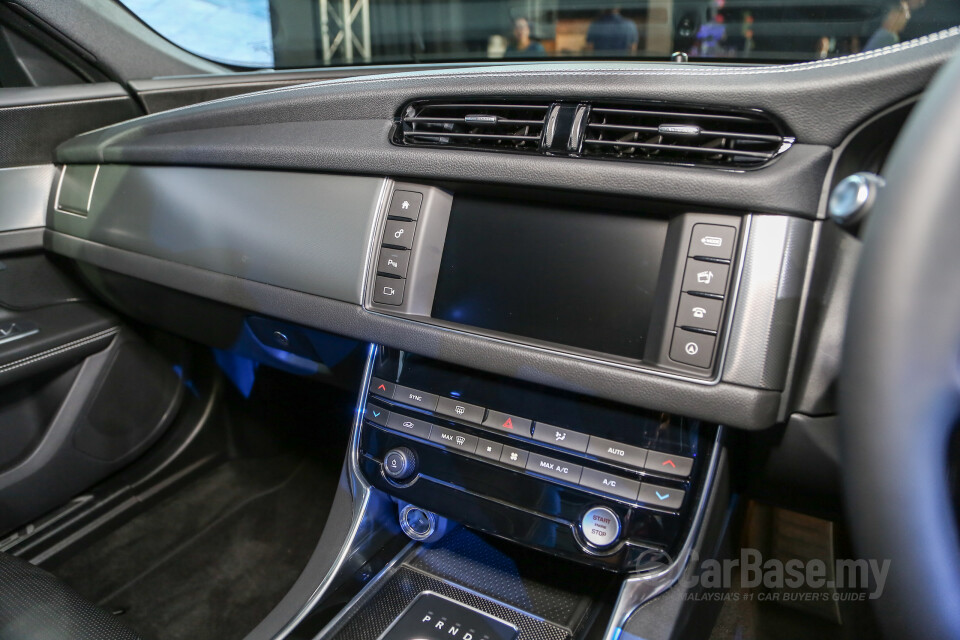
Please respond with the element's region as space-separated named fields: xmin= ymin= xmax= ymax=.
xmin=11 ymin=30 xmax=959 ymax=640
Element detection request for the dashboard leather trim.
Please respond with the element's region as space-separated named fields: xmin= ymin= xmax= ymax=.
xmin=48 ymin=165 xmax=387 ymax=306
xmin=45 ymin=230 xmax=781 ymax=429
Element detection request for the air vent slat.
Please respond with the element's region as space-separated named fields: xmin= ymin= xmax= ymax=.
xmin=406 ymin=117 xmax=545 ymax=126
xmin=585 ymin=139 xmax=775 ymax=159
xmin=590 ymin=107 xmax=761 ymax=124
xmin=404 ymin=131 xmax=541 ymax=141
xmin=581 ymin=102 xmax=791 ymax=168
xmin=397 ymin=100 xmax=549 ymax=154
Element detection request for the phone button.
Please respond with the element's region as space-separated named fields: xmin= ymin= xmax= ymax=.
xmin=676 ymin=293 xmax=722 ymax=332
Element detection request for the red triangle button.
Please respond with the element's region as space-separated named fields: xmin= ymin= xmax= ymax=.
xmin=502 ymin=417 xmax=513 ymax=429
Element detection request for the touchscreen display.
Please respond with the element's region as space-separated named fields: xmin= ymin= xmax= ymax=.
xmin=431 ymin=197 xmax=668 ymax=359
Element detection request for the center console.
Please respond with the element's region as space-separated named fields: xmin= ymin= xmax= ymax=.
xmin=366 ymin=182 xmax=744 ymax=380
xmin=297 ymin=184 xmax=741 ymax=640
xmin=293 ymin=345 xmax=725 ymax=640
xmin=357 ymin=347 xmax=718 ymax=574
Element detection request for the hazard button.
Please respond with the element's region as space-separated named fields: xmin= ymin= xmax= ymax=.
xmin=482 ymin=410 xmax=532 ymax=436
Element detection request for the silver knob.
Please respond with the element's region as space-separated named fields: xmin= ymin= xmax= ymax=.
xmin=383 ymin=447 xmax=417 ymax=481
xmin=829 ymin=172 xmax=886 ymax=227
xmin=399 ymin=504 xmax=437 ymax=541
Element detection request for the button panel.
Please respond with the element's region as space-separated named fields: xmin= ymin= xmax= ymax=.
xmin=372 ymin=186 xmax=436 ymax=311
xmin=580 ymin=506 xmax=621 ymax=548
xmin=377 ymin=248 xmax=410 ymax=278
xmin=585 ymin=437 xmax=648 ymax=470
xmin=369 ymin=378 xmax=396 ymax=399
xmin=532 ymin=423 xmax=590 ymax=453
xmin=373 ymin=276 xmax=405 ymax=305
xmin=681 ymin=258 xmax=729 ymax=297
xmin=388 ymin=190 xmax=423 ymax=220
xmin=645 ymin=451 xmax=694 ymax=478
xmin=637 ymin=483 xmax=685 ymax=510
xmin=666 ymin=219 xmax=738 ymax=373
xmin=499 ymin=445 xmax=529 ymax=469
xmin=364 ymin=404 xmax=390 ymax=427
xmin=383 ymin=220 xmax=417 ymax=250
xmin=578 ymin=468 xmax=640 ymax=502
xmin=689 ymin=224 xmax=736 ymax=260
xmin=676 ymin=293 xmax=723 ymax=332
xmin=436 ymin=397 xmax=485 ymax=424
xmin=385 ymin=412 xmax=432 ymax=439
xmin=526 ymin=453 xmax=583 ymax=484
xmin=476 ymin=438 xmax=503 ymax=462
xmin=669 ymin=328 xmax=717 ymax=369
xmin=483 ymin=411 xmax=533 ymax=436
xmin=365 ymin=380 xmax=691 ymax=515
xmin=429 ymin=426 xmax=479 ymax=453
xmin=393 ymin=385 xmax=439 ymax=412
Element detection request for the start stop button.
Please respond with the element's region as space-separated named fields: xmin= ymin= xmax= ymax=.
xmin=580 ymin=506 xmax=621 ymax=548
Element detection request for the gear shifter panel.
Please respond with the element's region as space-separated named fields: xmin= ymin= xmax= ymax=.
xmin=379 ymin=592 xmax=518 ymax=640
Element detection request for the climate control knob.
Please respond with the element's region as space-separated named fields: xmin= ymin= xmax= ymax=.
xmin=383 ymin=447 xmax=417 ymax=481
xmin=580 ymin=506 xmax=621 ymax=548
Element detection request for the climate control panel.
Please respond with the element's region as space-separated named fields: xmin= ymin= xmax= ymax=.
xmin=358 ymin=348 xmax=715 ymax=571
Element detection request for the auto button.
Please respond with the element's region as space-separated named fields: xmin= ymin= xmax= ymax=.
xmin=586 ymin=436 xmax=648 ymax=469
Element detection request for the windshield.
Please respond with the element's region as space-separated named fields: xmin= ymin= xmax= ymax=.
xmin=119 ymin=0 xmax=960 ymax=70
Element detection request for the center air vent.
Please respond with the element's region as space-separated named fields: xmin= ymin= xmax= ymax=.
xmin=394 ymin=99 xmax=792 ymax=168
xmin=581 ymin=104 xmax=791 ymax=168
xmin=397 ymin=101 xmax=549 ymax=153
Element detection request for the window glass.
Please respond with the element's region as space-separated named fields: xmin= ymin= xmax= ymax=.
xmin=119 ymin=0 xmax=960 ymax=70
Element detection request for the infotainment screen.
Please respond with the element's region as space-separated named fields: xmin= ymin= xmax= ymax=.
xmin=431 ymin=197 xmax=669 ymax=359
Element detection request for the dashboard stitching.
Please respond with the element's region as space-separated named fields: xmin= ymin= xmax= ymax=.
xmin=81 ymin=26 xmax=960 ymax=135
xmin=295 ymin=26 xmax=960 ymax=84
xmin=0 ymin=328 xmax=118 ymax=376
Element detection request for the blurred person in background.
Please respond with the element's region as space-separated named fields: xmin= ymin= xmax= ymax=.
xmin=864 ymin=0 xmax=925 ymax=51
xmin=505 ymin=17 xmax=546 ymax=57
xmin=585 ymin=8 xmax=640 ymax=55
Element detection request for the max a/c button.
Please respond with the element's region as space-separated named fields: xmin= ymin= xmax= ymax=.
xmin=525 ymin=453 xmax=582 ymax=484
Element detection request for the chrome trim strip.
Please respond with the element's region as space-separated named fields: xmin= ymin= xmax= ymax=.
xmin=0 ymin=327 xmax=39 ymax=346
xmin=365 ymin=215 xmax=753 ymax=387
xmin=272 ymin=343 xmax=379 ymax=640
xmin=309 ymin=540 xmax=417 ymax=639
xmin=1 ymin=164 xmax=56 ymax=231
xmin=601 ymin=426 xmax=725 ymax=640
xmin=361 ymin=179 xmax=394 ymax=305
xmin=53 ymin=164 xmax=100 ymax=218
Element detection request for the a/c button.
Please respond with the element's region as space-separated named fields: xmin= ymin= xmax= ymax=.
xmin=578 ymin=468 xmax=640 ymax=501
